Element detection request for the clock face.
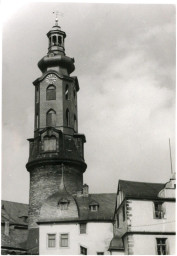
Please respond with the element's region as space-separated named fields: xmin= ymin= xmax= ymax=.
xmin=45 ymin=74 xmax=57 ymax=84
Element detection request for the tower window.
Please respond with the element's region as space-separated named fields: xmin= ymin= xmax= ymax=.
xmin=65 ymin=84 xmax=69 ymax=100
xmin=36 ymin=86 xmax=39 ymax=103
xmin=60 ymin=234 xmax=69 ymax=247
xmin=46 ymin=109 xmax=56 ymax=127
xmin=58 ymin=36 xmax=62 ymax=45
xmin=53 ymin=35 xmax=57 ymax=45
xmin=66 ymin=109 xmax=70 ymax=127
xmin=156 ymin=238 xmax=167 ymax=255
xmin=46 ymin=85 xmax=56 ymax=100
xmin=48 ymin=234 xmax=56 ymax=248
xmin=74 ymin=115 xmax=77 ymax=131
xmin=43 ymin=136 xmax=57 ymax=151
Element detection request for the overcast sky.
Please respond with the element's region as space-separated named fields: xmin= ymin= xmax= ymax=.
xmin=2 ymin=2 xmax=176 ymax=203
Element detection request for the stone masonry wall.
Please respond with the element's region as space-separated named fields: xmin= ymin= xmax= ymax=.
xmin=28 ymin=164 xmax=83 ymax=229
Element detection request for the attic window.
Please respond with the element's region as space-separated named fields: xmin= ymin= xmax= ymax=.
xmin=58 ymin=198 xmax=69 ymax=210
xmin=19 ymin=216 xmax=28 ymax=223
xmin=89 ymin=201 xmax=99 ymax=212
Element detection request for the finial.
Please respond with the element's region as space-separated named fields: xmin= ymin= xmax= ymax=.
xmin=52 ymin=11 xmax=64 ymax=27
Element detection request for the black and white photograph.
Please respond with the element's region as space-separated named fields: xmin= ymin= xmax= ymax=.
xmin=1 ymin=0 xmax=176 ymax=255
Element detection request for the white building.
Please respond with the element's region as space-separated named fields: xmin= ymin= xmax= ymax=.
xmin=109 ymin=173 xmax=176 ymax=255
xmin=38 ymin=175 xmax=116 ymax=255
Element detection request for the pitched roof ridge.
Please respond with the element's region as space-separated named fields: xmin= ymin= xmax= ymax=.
xmin=119 ymin=179 xmax=165 ymax=185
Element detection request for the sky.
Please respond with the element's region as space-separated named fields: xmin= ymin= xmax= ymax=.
xmin=2 ymin=1 xmax=176 ymax=204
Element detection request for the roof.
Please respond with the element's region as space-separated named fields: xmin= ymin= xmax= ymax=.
xmin=119 ymin=180 xmax=165 ymax=200
xmin=1 ymin=234 xmax=26 ymax=251
xmin=1 ymin=200 xmax=28 ymax=226
xmin=77 ymin=193 xmax=116 ymax=221
xmin=108 ymin=236 xmax=124 ymax=251
xmin=38 ymin=193 xmax=116 ymax=223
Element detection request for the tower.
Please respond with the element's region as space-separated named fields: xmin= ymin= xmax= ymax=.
xmin=26 ymin=19 xmax=87 ymax=230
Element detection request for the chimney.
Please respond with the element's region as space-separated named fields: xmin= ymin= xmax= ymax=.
xmin=83 ymin=184 xmax=89 ymax=197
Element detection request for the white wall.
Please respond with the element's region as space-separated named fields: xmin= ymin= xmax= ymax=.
xmin=130 ymin=200 xmax=175 ymax=232
xmin=39 ymin=222 xmax=113 ymax=255
xmin=131 ymin=234 xmax=176 ymax=255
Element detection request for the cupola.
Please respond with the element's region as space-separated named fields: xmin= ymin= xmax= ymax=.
xmin=47 ymin=18 xmax=66 ymax=55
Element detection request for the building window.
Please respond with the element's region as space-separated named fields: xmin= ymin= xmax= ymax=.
xmin=156 ymin=238 xmax=167 ymax=255
xmin=43 ymin=136 xmax=57 ymax=151
xmin=123 ymin=204 xmax=126 ymax=221
xmin=58 ymin=198 xmax=69 ymax=210
xmin=154 ymin=202 xmax=165 ymax=219
xmin=90 ymin=205 xmax=98 ymax=212
xmin=66 ymin=109 xmax=70 ymax=127
xmin=80 ymin=223 xmax=86 ymax=234
xmin=65 ymin=84 xmax=69 ymax=100
xmin=60 ymin=234 xmax=69 ymax=247
xmin=48 ymin=234 xmax=56 ymax=248
xmin=46 ymin=109 xmax=56 ymax=127
xmin=97 ymin=253 xmax=104 ymax=255
xmin=80 ymin=246 xmax=87 ymax=255
xmin=46 ymin=85 xmax=56 ymax=100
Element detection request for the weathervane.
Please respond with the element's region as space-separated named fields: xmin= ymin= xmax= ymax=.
xmin=53 ymin=11 xmax=64 ymax=26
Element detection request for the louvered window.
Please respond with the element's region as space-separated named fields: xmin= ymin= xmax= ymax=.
xmin=46 ymin=109 xmax=56 ymax=127
xmin=46 ymin=85 xmax=56 ymax=100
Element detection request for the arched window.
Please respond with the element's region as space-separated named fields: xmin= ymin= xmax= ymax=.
xmin=46 ymin=85 xmax=56 ymax=100
xmin=74 ymin=115 xmax=77 ymax=131
xmin=53 ymin=35 xmax=57 ymax=45
xmin=58 ymin=36 xmax=62 ymax=45
xmin=43 ymin=135 xmax=57 ymax=151
xmin=65 ymin=84 xmax=69 ymax=100
xmin=66 ymin=109 xmax=70 ymax=127
xmin=46 ymin=109 xmax=56 ymax=127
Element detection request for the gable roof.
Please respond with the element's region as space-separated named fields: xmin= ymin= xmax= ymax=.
xmin=119 ymin=180 xmax=165 ymax=200
xmin=1 ymin=200 xmax=28 ymax=226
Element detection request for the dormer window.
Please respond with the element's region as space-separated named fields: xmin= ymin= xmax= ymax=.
xmin=58 ymin=198 xmax=69 ymax=210
xmin=89 ymin=201 xmax=99 ymax=212
xmin=19 ymin=215 xmax=28 ymax=223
